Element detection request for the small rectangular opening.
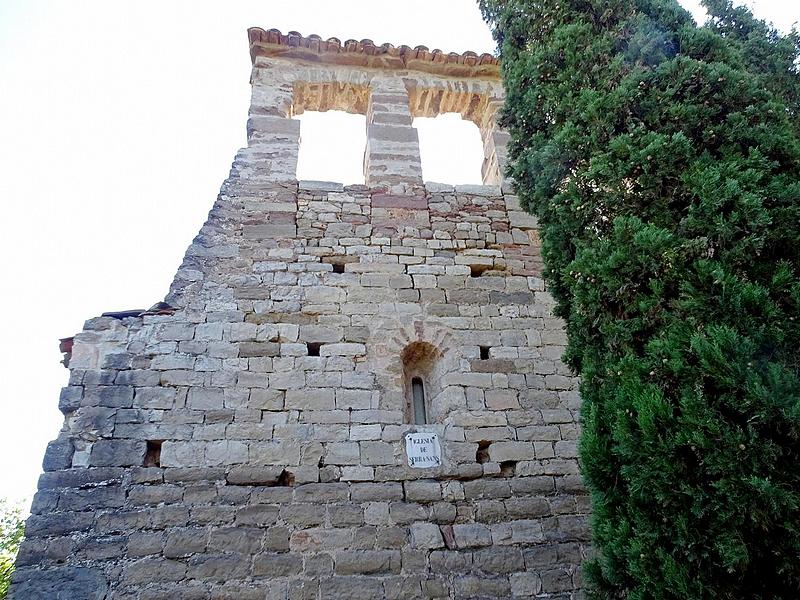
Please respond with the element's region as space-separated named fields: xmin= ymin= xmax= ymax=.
xmin=307 ymin=342 xmax=322 ymax=357
xmin=144 ymin=440 xmax=162 ymax=467
xmin=480 ymin=346 xmax=491 ymax=360
xmin=470 ymin=264 xmax=490 ymax=277
xmin=500 ymin=460 xmax=517 ymax=478
xmin=476 ymin=441 xmax=491 ymax=464
xmin=277 ymin=469 xmax=295 ymax=487
xmin=332 ymin=263 xmax=345 ymax=274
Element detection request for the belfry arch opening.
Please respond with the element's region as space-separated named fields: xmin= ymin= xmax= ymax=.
xmin=402 ymin=341 xmax=444 ymax=424
xmin=292 ymin=81 xmax=369 ymax=184
xmin=413 ymin=113 xmax=483 ymax=184
xmin=294 ymin=111 xmax=366 ymax=184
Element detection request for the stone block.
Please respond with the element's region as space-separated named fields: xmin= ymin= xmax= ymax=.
xmin=249 ymin=441 xmax=301 ymax=465
xmin=243 ymin=224 xmax=297 ymax=239
xmin=236 ymin=504 xmax=280 ymax=527
xmin=281 ymin=503 xmax=326 ymax=527
xmin=187 ymin=553 xmax=250 ymax=581
xmin=10 ymin=566 xmax=108 ymax=600
xmin=118 ymin=560 xmax=186 ymax=589
xmin=134 ymin=386 xmax=176 ymax=409
xmin=360 ymin=441 xmax=395 ymax=466
xmin=404 ymin=480 xmax=442 ymax=503
xmin=324 ymin=442 xmax=360 ymax=466
xmin=351 ymin=483 xmax=403 ymax=502
xmin=253 ymin=553 xmax=303 ymax=577
xmin=164 ymin=527 xmax=208 ymax=558
xmin=336 ymin=389 xmax=372 ymax=410
xmin=239 ymin=342 xmax=281 ymax=358
xmin=24 ymin=512 xmax=94 ymax=537
xmin=160 ymin=441 xmax=204 ymax=468
xmin=58 ymin=386 xmax=83 ymax=413
xmin=319 ymin=343 xmax=366 ymax=357
xmin=209 ymin=527 xmax=264 ymax=553
xmin=205 ymin=440 xmax=248 ymax=465
xmin=484 ymin=389 xmax=521 ymax=410
xmin=318 ymin=575 xmax=385 ymax=600
xmin=340 ymin=466 xmax=375 ymax=482
xmin=226 ymin=466 xmax=283 ymax=485
xmin=453 ymin=576 xmax=511 ymax=599
xmin=89 ymin=440 xmax=146 ymax=467
xmin=472 ymin=547 xmax=525 ymax=573
xmin=286 ymin=388 xmax=335 ymax=410
xmin=293 ymin=483 xmax=350 ymax=503
xmin=452 ymin=523 xmax=492 ymax=548
xmin=334 ymin=550 xmax=401 ymax=575
xmin=488 ymin=442 xmax=534 ymax=463
xmin=83 ymin=386 xmax=134 ymax=408
xmin=187 ymin=387 xmax=224 ymax=410
xmin=409 ymin=522 xmax=444 ymax=550
xmin=42 ymin=438 xmax=74 ymax=471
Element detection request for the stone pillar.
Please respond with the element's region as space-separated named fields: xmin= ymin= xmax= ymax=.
xmin=365 ymin=76 xmax=423 ymax=191
xmin=479 ymin=97 xmax=511 ymax=185
xmin=236 ymin=63 xmax=301 ymax=182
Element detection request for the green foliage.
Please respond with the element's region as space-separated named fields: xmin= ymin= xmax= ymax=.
xmin=481 ymin=0 xmax=800 ymax=597
xmin=0 ymin=500 xmax=24 ymax=600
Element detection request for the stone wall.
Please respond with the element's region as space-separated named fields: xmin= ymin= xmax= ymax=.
xmin=11 ymin=28 xmax=588 ymax=600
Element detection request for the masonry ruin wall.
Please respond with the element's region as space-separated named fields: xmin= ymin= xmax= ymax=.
xmin=11 ymin=28 xmax=589 ymax=600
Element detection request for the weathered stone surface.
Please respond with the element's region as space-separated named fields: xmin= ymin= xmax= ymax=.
xmin=42 ymin=438 xmax=74 ymax=471
xmin=89 ymin=439 xmax=146 ymax=467
xmin=452 ymin=523 xmax=493 ymax=548
xmin=409 ymin=522 xmax=445 ymax=550
xmin=10 ymin=567 xmax=108 ymax=600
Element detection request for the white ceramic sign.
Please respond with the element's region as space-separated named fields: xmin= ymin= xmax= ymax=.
xmin=405 ymin=432 xmax=442 ymax=468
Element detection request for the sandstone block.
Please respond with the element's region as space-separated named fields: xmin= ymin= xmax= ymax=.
xmin=209 ymin=527 xmax=264 ymax=553
xmin=253 ymin=553 xmax=303 ymax=577
xmin=409 ymin=522 xmax=444 ymax=550
xmin=164 ymin=527 xmax=208 ymax=558
xmin=320 ymin=343 xmax=366 ymax=357
xmin=452 ymin=523 xmax=493 ymax=548
xmin=249 ymin=441 xmax=301 ymax=465
xmin=187 ymin=387 xmax=224 ymax=410
xmin=334 ymin=550 xmax=401 ymax=575
xmin=10 ymin=567 xmax=108 ymax=600
xmin=360 ymin=441 xmax=395 ymax=466
xmin=286 ymin=388 xmax=335 ymax=410
xmin=404 ymin=480 xmax=442 ymax=503
xmin=89 ymin=440 xmax=145 ymax=467
xmin=488 ymin=441 xmax=534 ymax=463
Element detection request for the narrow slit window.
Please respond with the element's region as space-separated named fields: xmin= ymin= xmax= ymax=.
xmin=480 ymin=346 xmax=491 ymax=360
xmin=402 ymin=341 xmax=441 ymax=424
xmin=411 ymin=377 xmax=427 ymax=425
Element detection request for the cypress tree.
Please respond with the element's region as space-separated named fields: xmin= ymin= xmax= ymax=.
xmin=480 ymin=1 xmax=800 ymax=597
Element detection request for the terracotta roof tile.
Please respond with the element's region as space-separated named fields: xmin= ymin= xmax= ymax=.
xmin=248 ymin=27 xmax=500 ymax=79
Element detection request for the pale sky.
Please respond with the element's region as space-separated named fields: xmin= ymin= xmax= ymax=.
xmin=0 ymin=1 xmax=796 ymax=508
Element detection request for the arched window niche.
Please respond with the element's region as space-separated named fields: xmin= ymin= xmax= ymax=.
xmin=402 ymin=341 xmax=445 ymax=425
